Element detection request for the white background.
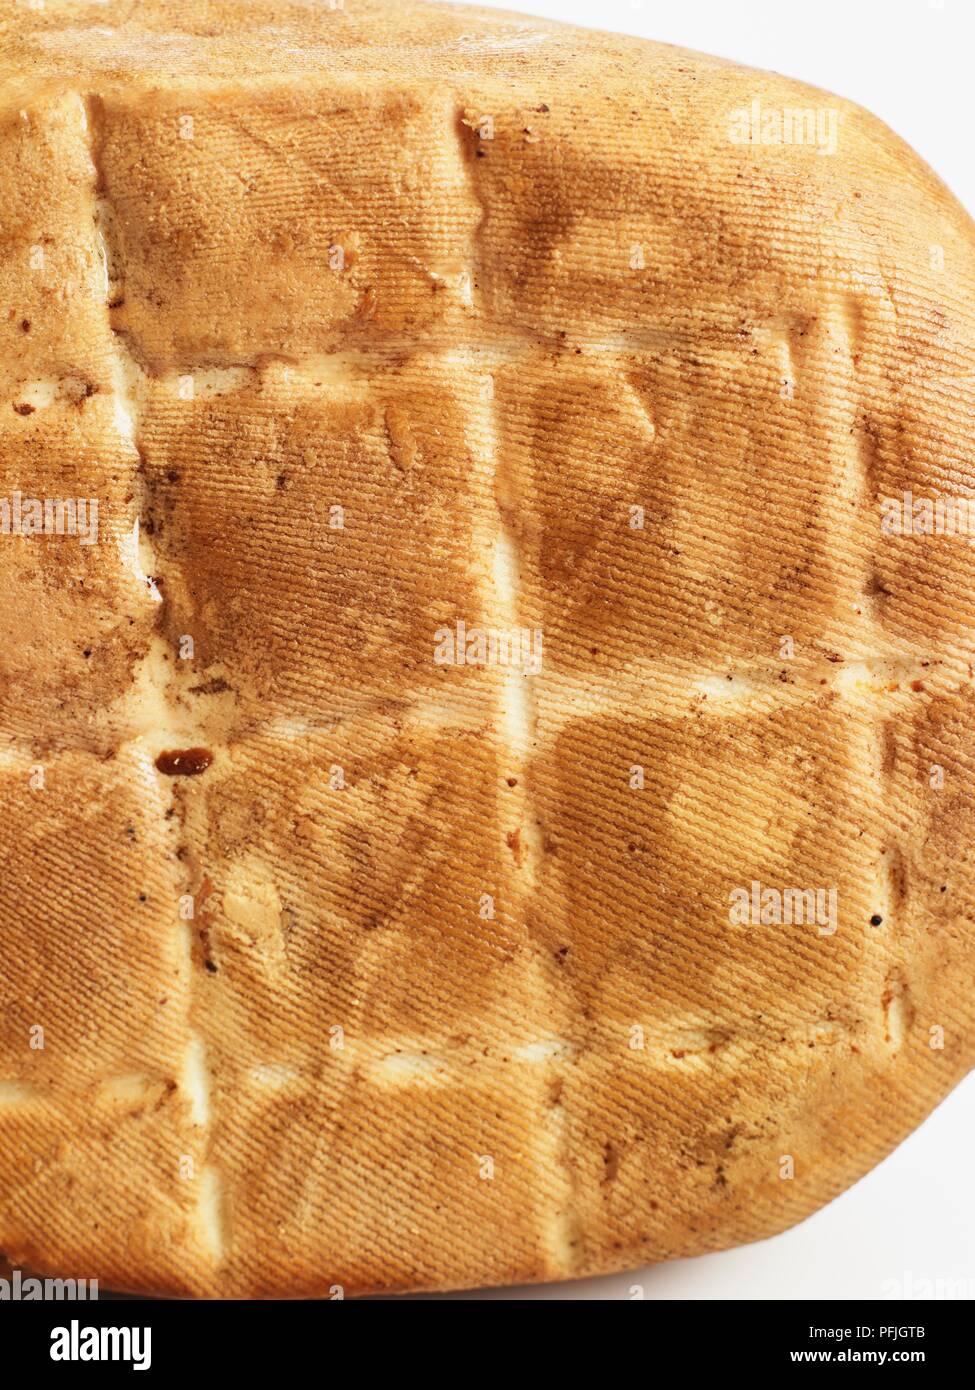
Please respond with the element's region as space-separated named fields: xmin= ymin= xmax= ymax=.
xmin=433 ymin=0 xmax=975 ymax=1302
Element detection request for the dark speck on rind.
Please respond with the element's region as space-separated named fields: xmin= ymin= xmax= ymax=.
xmin=155 ymin=747 xmax=214 ymax=777
xmin=870 ymin=913 xmax=883 ymax=926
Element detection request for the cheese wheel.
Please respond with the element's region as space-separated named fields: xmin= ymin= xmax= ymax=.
xmin=0 ymin=0 xmax=973 ymax=1296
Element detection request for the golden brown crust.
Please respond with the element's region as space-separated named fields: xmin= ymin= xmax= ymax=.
xmin=0 ymin=0 xmax=973 ymax=1296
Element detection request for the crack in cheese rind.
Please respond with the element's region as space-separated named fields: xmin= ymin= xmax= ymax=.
xmin=81 ymin=89 xmax=222 ymax=1271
